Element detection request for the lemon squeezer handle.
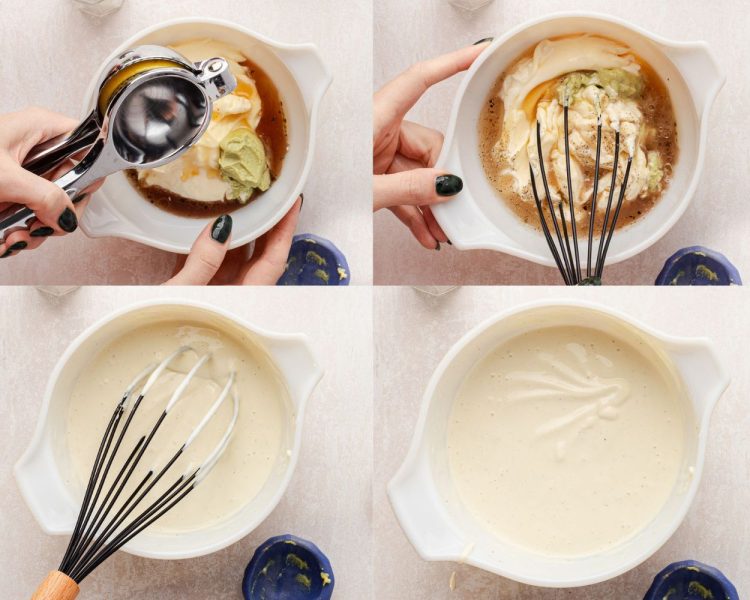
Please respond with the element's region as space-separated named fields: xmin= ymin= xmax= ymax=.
xmin=31 ymin=571 xmax=79 ymax=600
xmin=0 ymin=113 xmax=100 ymax=235
xmin=0 ymin=164 xmax=96 ymax=235
xmin=23 ymin=112 xmax=99 ymax=178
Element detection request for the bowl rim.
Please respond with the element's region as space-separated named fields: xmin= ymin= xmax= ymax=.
xmin=388 ymin=298 xmax=730 ymax=587
xmin=433 ymin=10 xmax=725 ymax=267
xmin=14 ymin=298 xmax=323 ymax=560
xmin=79 ymin=16 xmax=332 ymax=253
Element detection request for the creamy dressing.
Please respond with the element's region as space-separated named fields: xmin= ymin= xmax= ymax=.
xmin=448 ymin=325 xmax=688 ymax=556
xmin=66 ymin=321 xmax=290 ymax=533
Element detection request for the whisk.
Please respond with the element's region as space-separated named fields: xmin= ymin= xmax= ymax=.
xmin=32 ymin=347 xmax=239 ymax=600
xmin=529 ymin=101 xmax=633 ymax=285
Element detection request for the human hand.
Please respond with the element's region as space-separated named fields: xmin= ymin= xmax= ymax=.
xmin=0 ymin=107 xmax=98 ymax=258
xmin=164 ymin=196 xmax=303 ymax=285
xmin=373 ymin=41 xmax=490 ymax=250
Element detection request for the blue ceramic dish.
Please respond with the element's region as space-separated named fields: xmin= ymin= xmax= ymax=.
xmin=277 ymin=234 xmax=350 ymax=286
xmin=643 ymin=560 xmax=739 ymax=600
xmin=242 ymin=534 xmax=334 ymax=600
xmin=655 ymin=246 xmax=741 ymax=285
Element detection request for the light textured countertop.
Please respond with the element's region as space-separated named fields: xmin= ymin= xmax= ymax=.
xmin=0 ymin=0 xmax=372 ymax=285
xmin=0 ymin=286 xmax=372 ymax=599
xmin=374 ymin=286 xmax=750 ymax=599
xmin=374 ymin=0 xmax=750 ymax=285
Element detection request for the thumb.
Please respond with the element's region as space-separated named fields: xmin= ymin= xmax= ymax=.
xmin=373 ymin=169 xmax=463 ymax=211
xmin=164 ymin=215 xmax=232 ymax=285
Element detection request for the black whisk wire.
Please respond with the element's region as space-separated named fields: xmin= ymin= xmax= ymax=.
xmin=530 ymin=163 xmax=569 ymax=285
xmin=595 ymin=131 xmax=621 ymax=275
xmin=52 ymin=352 xmax=239 ymax=585
xmin=563 ymin=105 xmax=581 ymax=282
xmin=587 ymin=122 xmax=603 ymax=278
xmin=58 ymin=401 xmax=193 ymax=583
xmin=534 ymin=121 xmax=574 ymax=284
xmin=59 ymin=398 xmax=125 ymax=571
xmin=597 ymin=155 xmax=632 ymax=278
xmin=74 ymin=479 xmax=197 ymax=582
xmin=529 ymin=111 xmax=633 ymax=285
xmin=62 ymin=390 xmax=150 ymax=570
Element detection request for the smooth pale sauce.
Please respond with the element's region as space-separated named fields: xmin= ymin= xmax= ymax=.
xmin=448 ymin=325 xmax=688 ymax=556
xmin=66 ymin=321 xmax=290 ymax=533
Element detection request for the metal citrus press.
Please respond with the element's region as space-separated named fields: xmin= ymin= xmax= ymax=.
xmin=0 ymin=45 xmax=237 ymax=234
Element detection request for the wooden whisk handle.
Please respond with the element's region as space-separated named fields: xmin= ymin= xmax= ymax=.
xmin=31 ymin=571 xmax=79 ymax=600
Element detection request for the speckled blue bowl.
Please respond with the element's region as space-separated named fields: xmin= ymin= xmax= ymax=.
xmin=277 ymin=234 xmax=350 ymax=286
xmin=242 ymin=534 xmax=334 ymax=600
xmin=643 ymin=560 xmax=739 ymax=600
xmin=655 ymin=246 xmax=741 ymax=285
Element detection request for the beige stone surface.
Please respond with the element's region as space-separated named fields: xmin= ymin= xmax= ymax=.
xmin=0 ymin=0 xmax=372 ymax=285
xmin=0 ymin=286 xmax=373 ymax=598
xmin=374 ymin=286 xmax=750 ymax=599
xmin=373 ymin=0 xmax=750 ymax=285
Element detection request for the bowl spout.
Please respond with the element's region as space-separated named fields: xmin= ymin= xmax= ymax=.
xmin=15 ymin=439 xmax=76 ymax=536
xmin=665 ymin=338 xmax=730 ymax=423
xmin=660 ymin=42 xmax=725 ymax=117
xmin=274 ymin=45 xmax=332 ymax=114
xmin=388 ymin=455 xmax=466 ymax=562
xmin=262 ymin=334 xmax=324 ymax=410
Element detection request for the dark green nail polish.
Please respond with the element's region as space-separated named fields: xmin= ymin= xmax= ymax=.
xmin=299 ymin=193 xmax=304 ymax=210
xmin=31 ymin=226 xmax=54 ymax=238
xmin=473 ymin=37 xmax=494 ymax=45
xmin=10 ymin=241 xmax=27 ymax=251
xmin=211 ymin=214 xmax=232 ymax=243
xmin=435 ymin=242 xmax=441 ymax=251
xmin=1 ymin=249 xmax=12 ymax=258
xmin=436 ymin=174 xmax=463 ymax=196
xmin=58 ymin=208 xmax=78 ymax=233
xmin=72 ymin=193 xmax=87 ymax=204
xmin=447 ymin=239 xmax=453 ymax=245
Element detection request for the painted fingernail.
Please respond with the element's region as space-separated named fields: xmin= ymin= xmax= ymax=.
xmin=299 ymin=193 xmax=304 ymax=210
xmin=24 ymin=217 xmax=35 ymax=227
xmin=435 ymin=241 xmax=441 ymax=251
xmin=447 ymin=239 xmax=453 ymax=245
xmin=31 ymin=226 xmax=55 ymax=238
xmin=1 ymin=249 xmax=12 ymax=258
xmin=211 ymin=214 xmax=232 ymax=243
xmin=10 ymin=241 xmax=27 ymax=251
xmin=473 ymin=37 xmax=494 ymax=45
xmin=72 ymin=193 xmax=88 ymax=204
xmin=436 ymin=175 xmax=463 ymax=196
xmin=58 ymin=208 xmax=78 ymax=233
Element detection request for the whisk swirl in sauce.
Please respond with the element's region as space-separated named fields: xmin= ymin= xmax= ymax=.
xmin=448 ymin=325 xmax=690 ymax=556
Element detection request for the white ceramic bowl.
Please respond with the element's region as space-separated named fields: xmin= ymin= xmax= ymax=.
xmin=14 ymin=300 xmax=323 ymax=560
xmin=388 ymin=300 xmax=729 ymax=587
xmin=80 ymin=18 xmax=332 ymax=253
xmin=433 ymin=13 xmax=724 ymax=267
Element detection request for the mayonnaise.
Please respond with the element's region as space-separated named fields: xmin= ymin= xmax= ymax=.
xmin=495 ymin=35 xmax=658 ymax=221
xmin=137 ymin=40 xmax=264 ymax=202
